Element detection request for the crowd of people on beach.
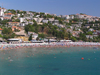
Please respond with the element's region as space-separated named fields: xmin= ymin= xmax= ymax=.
xmin=0 ymin=42 xmax=100 ymax=50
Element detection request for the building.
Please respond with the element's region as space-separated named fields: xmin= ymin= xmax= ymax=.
xmin=12 ymin=26 xmax=21 ymax=31
xmin=54 ymin=20 xmax=59 ymax=23
xmin=70 ymin=15 xmax=74 ymax=19
xmin=33 ymin=18 xmax=43 ymax=23
xmin=83 ymin=24 xmax=93 ymax=28
xmin=8 ymin=22 xmax=20 ymax=26
xmin=7 ymin=38 xmax=22 ymax=43
xmin=66 ymin=29 xmax=73 ymax=33
xmin=60 ymin=40 xmax=72 ymax=42
xmin=66 ymin=15 xmax=70 ymax=19
xmin=53 ymin=20 xmax=59 ymax=25
xmin=72 ymin=31 xmax=83 ymax=37
xmin=4 ymin=13 xmax=14 ymax=20
xmin=28 ymin=32 xmax=38 ymax=40
xmin=20 ymin=18 xmax=25 ymax=23
xmin=44 ymin=38 xmax=57 ymax=42
xmin=36 ymin=15 xmax=40 ymax=17
xmin=0 ymin=7 xmax=4 ymax=16
xmin=3 ymin=17 xmax=11 ymax=20
xmin=20 ymin=22 xmax=27 ymax=26
xmin=0 ymin=17 xmax=3 ymax=20
xmin=86 ymin=35 xmax=98 ymax=39
xmin=64 ymin=20 xmax=69 ymax=23
xmin=48 ymin=18 xmax=54 ymax=23
xmin=31 ymin=40 xmax=44 ymax=43
xmin=57 ymin=24 xmax=65 ymax=28
xmin=88 ymin=28 xmax=94 ymax=32
xmin=17 ymin=14 xmax=20 ymax=17
xmin=0 ymin=28 xmax=3 ymax=34
xmin=75 ymin=14 xmax=86 ymax=19
xmin=42 ymin=20 xmax=48 ymax=23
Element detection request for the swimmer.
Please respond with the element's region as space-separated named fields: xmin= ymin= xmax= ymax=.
xmin=54 ymin=57 xmax=56 ymax=58
xmin=8 ymin=56 xmax=11 ymax=59
xmin=26 ymin=55 xmax=29 ymax=57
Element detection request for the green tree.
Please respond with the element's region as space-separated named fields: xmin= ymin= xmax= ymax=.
xmin=59 ymin=20 xmax=63 ymax=24
xmin=38 ymin=34 xmax=45 ymax=38
xmin=0 ymin=34 xmax=2 ymax=37
xmin=72 ymin=18 xmax=79 ymax=22
xmin=28 ymin=34 xmax=32 ymax=41
xmin=8 ymin=9 xmax=16 ymax=14
xmin=70 ymin=36 xmax=77 ymax=42
xmin=86 ymin=31 xmax=93 ymax=35
xmin=79 ymin=32 xmax=86 ymax=41
xmin=2 ymin=27 xmax=16 ymax=40
xmin=68 ymin=32 xmax=72 ymax=39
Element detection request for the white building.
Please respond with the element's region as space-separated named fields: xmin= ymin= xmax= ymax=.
xmin=66 ymin=15 xmax=70 ymax=19
xmin=36 ymin=15 xmax=40 ymax=17
xmin=20 ymin=22 xmax=27 ymax=26
xmin=70 ymin=15 xmax=74 ymax=19
xmin=32 ymin=33 xmax=38 ymax=39
xmin=88 ymin=28 xmax=94 ymax=32
xmin=7 ymin=38 xmax=22 ymax=43
xmin=60 ymin=40 xmax=72 ymax=42
xmin=49 ymin=18 xmax=54 ymax=23
xmin=57 ymin=24 xmax=65 ymax=28
xmin=28 ymin=32 xmax=38 ymax=40
xmin=17 ymin=14 xmax=21 ymax=17
xmin=86 ymin=35 xmax=93 ymax=39
xmin=0 ymin=8 xmax=4 ymax=16
xmin=20 ymin=18 xmax=25 ymax=23
xmin=44 ymin=38 xmax=57 ymax=42
xmin=33 ymin=18 xmax=43 ymax=23
xmin=0 ymin=16 xmax=3 ymax=20
xmin=54 ymin=20 xmax=59 ymax=24
xmin=42 ymin=20 xmax=48 ymax=23
xmin=2 ymin=8 xmax=7 ymax=12
xmin=79 ymin=15 xmax=84 ymax=18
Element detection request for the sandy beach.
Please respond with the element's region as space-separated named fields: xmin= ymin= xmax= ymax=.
xmin=0 ymin=42 xmax=100 ymax=50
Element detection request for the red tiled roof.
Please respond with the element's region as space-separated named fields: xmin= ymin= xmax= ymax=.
xmin=8 ymin=22 xmax=19 ymax=23
xmin=0 ymin=28 xmax=3 ymax=30
xmin=4 ymin=17 xmax=11 ymax=19
xmin=4 ymin=13 xmax=13 ymax=15
xmin=12 ymin=26 xmax=17 ymax=28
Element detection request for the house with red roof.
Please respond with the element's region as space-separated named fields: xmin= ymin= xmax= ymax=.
xmin=12 ymin=26 xmax=21 ymax=31
xmin=0 ymin=28 xmax=3 ymax=34
xmin=8 ymin=22 xmax=20 ymax=26
xmin=3 ymin=13 xmax=14 ymax=20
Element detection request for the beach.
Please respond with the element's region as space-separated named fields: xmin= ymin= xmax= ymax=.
xmin=0 ymin=42 xmax=100 ymax=50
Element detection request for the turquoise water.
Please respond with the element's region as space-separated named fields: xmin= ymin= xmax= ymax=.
xmin=0 ymin=47 xmax=100 ymax=75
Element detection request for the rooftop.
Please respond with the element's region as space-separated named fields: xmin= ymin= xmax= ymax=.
xmin=0 ymin=28 xmax=3 ymax=31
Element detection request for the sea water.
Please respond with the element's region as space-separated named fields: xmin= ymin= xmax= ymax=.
xmin=0 ymin=47 xmax=100 ymax=75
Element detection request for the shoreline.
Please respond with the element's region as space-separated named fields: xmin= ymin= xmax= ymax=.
xmin=0 ymin=42 xmax=100 ymax=50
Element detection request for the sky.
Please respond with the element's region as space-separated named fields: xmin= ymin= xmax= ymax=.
xmin=1 ymin=0 xmax=100 ymax=17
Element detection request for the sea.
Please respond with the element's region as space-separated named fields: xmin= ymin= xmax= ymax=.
xmin=0 ymin=47 xmax=100 ymax=75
